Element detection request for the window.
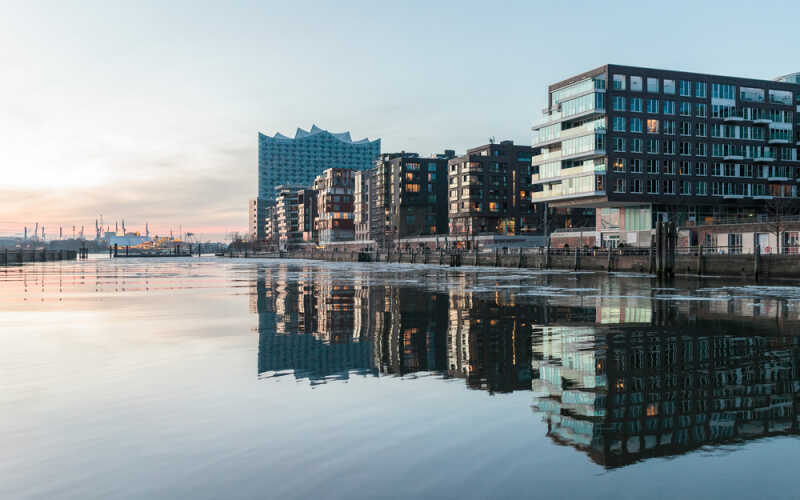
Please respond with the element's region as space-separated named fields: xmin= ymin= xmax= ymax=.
xmin=613 ymin=116 xmax=626 ymax=131
xmin=680 ymin=121 xmax=692 ymax=135
xmin=647 ymin=159 xmax=659 ymax=174
xmin=695 ymin=181 xmax=707 ymax=195
xmin=663 ymin=100 xmax=676 ymax=115
xmin=647 ymin=139 xmax=659 ymax=154
xmin=679 ymin=80 xmax=692 ymax=97
xmin=630 ymin=138 xmax=642 ymax=153
xmin=613 ymin=158 xmax=625 ymax=172
xmin=648 ymin=179 xmax=659 ymax=194
xmin=614 ymin=178 xmax=625 ymax=193
xmin=630 ymin=76 xmax=643 ymax=92
xmin=664 ymin=79 xmax=676 ymax=95
xmin=647 ymin=119 xmax=659 ymax=133
xmin=630 ymin=97 xmax=643 ymax=112
xmin=630 ymin=117 xmax=643 ymax=133
xmin=613 ymin=74 xmax=626 ymax=90
xmin=696 ymin=143 xmax=707 ymax=156
xmin=647 ymin=77 xmax=659 ymax=93
xmin=679 ymin=102 xmax=691 ymax=116
xmin=695 ymin=161 xmax=707 ymax=176
xmin=696 ymin=82 xmax=707 ymax=98
xmin=663 ymin=159 xmax=676 ymax=174
xmin=614 ymin=137 xmax=626 ymax=152
xmin=663 ymin=179 xmax=675 ymax=194
xmin=630 ymin=159 xmax=642 ymax=173
xmin=647 ymin=99 xmax=659 ymax=113
xmin=769 ymin=89 xmax=793 ymax=105
xmin=712 ymin=83 xmax=735 ymax=99
xmin=679 ymin=160 xmax=691 ymax=175
xmin=696 ymin=103 xmax=707 ymax=117
xmin=663 ymin=140 xmax=676 ymax=155
xmin=663 ymin=120 xmax=676 ymax=135
xmin=613 ymin=96 xmax=626 ymax=111
xmin=695 ymin=122 xmax=707 ymax=137
xmin=680 ymin=180 xmax=691 ymax=195
xmin=631 ymin=178 xmax=643 ymax=193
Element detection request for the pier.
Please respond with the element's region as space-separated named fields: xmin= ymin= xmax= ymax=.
xmin=1 ymin=249 xmax=78 ymax=265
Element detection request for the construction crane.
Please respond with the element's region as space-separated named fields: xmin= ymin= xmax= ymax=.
xmin=33 ymin=223 xmax=39 ymax=241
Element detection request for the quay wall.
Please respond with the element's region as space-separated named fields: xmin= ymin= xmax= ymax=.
xmin=222 ymin=249 xmax=800 ymax=280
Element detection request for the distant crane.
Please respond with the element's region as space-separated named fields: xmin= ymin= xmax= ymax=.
xmin=80 ymin=226 xmax=85 ymax=239
xmin=59 ymin=226 xmax=63 ymax=240
xmin=33 ymin=223 xmax=39 ymax=241
xmin=24 ymin=226 xmax=27 ymax=240
xmin=41 ymin=225 xmax=46 ymax=241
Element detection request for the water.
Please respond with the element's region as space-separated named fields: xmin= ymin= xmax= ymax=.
xmin=1 ymin=258 xmax=799 ymax=499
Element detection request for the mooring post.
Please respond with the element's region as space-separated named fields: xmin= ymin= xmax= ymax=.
xmin=754 ymin=242 xmax=760 ymax=282
xmin=574 ymin=246 xmax=580 ymax=271
xmin=545 ymin=245 xmax=550 ymax=269
xmin=697 ymin=245 xmax=704 ymax=277
xmin=518 ymin=247 xmax=524 ymax=268
xmin=607 ymin=246 xmax=612 ymax=272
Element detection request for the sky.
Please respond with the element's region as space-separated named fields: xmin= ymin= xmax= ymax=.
xmin=1 ymin=0 xmax=799 ymax=241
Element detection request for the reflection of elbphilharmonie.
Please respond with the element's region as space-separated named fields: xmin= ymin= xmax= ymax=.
xmin=251 ymin=265 xmax=799 ymax=464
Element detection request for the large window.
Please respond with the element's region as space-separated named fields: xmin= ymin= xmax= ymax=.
xmin=679 ymin=80 xmax=692 ymax=97
xmin=663 ymin=100 xmax=676 ymax=115
xmin=630 ymin=118 xmax=643 ymax=133
xmin=647 ymin=99 xmax=659 ymax=113
xmin=647 ymin=77 xmax=659 ymax=93
xmin=696 ymin=82 xmax=707 ymax=98
xmin=613 ymin=74 xmax=626 ymax=90
xmin=647 ymin=119 xmax=659 ymax=134
xmin=769 ymin=89 xmax=793 ymax=105
xmin=712 ymin=83 xmax=735 ymax=99
xmin=561 ymin=93 xmax=604 ymax=117
xmin=664 ymin=79 xmax=676 ymax=95
xmin=630 ymin=76 xmax=643 ymax=92
xmin=613 ymin=96 xmax=626 ymax=111
xmin=630 ymin=97 xmax=643 ymax=112
xmin=613 ymin=117 xmax=626 ymax=131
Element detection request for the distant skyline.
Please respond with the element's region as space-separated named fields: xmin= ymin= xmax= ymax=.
xmin=2 ymin=0 xmax=799 ymax=240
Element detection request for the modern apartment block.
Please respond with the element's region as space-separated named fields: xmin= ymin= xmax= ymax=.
xmin=263 ymin=205 xmax=278 ymax=249
xmin=249 ymin=198 xmax=267 ymax=241
xmin=256 ymin=125 xmax=379 ymax=238
xmin=353 ymin=170 xmax=372 ymax=242
xmin=371 ymin=151 xmax=454 ymax=248
xmin=313 ymin=168 xmax=356 ymax=244
xmin=532 ymin=64 xmax=800 ymax=247
xmin=447 ymin=141 xmax=539 ymax=239
xmin=297 ymin=188 xmax=318 ymax=244
xmin=274 ymin=185 xmax=304 ymax=250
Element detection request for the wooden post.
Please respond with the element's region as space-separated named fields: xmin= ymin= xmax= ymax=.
xmin=754 ymin=241 xmax=760 ymax=281
xmin=697 ymin=245 xmax=704 ymax=277
xmin=574 ymin=247 xmax=580 ymax=271
xmin=607 ymin=246 xmax=612 ymax=272
xmin=544 ymin=246 xmax=550 ymax=269
xmin=518 ymin=247 xmax=524 ymax=268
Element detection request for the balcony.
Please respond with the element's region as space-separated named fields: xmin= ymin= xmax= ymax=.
xmin=723 ymin=155 xmax=744 ymax=161
xmin=769 ymin=138 xmax=790 ymax=145
xmin=532 ymin=163 xmax=606 ymax=183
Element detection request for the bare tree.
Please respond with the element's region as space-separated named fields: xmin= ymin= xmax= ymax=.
xmin=765 ymin=197 xmax=800 ymax=254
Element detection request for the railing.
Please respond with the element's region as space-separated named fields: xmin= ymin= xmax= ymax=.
xmin=551 ymin=226 xmax=597 ymax=233
xmin=689 ymin=215 xmax=800 ymax=227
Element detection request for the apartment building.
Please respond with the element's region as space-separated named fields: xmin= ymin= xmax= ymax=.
xmin=313 ymin=168 xmax=356 ymax=244
xmin=532 ymin=64 xmax=800 ymax=247
xmin=297 ymin=188 xmax=318 ymax=244
xmin=274 ymin=185 xmax=304 ymax=250
xmin=353 ymin=170 xmax=372 ymax=242
xmin=447 ymin=141 xmax=538 ymax=240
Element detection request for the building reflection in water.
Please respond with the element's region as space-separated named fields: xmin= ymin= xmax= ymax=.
xmin=252 ymin=265 xmax=800 ymax=465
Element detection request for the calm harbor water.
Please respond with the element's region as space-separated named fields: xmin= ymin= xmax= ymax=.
xmin=1 ymin=257 xmax=799 ymax=499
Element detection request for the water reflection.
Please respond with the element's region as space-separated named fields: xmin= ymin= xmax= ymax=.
xmin=252 ymin=264 xmax=800 ymax=467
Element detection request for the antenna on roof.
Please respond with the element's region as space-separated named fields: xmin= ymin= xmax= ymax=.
xmin=489 ymin=136 xmax=496 ymax=144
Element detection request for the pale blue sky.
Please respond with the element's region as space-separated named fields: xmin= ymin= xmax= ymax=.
xmin=1 ymin=0 xmax=798 ymax=238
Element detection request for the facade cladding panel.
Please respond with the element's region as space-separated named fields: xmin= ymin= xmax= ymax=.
xmin=532 ymin=64 xmax=800 ymax=234
xmin=258 ymin=125 xmax=380 ymax=204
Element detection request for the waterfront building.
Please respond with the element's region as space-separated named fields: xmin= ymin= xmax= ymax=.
xmin=249 ymin=198 xmax=267 ymax=241
xmin=275 ymin=185 xmax=304 ymax=250
xmin=297 ymin=188 xmax=318 ymax=244
xmin=314 ymin=168 xmax=356 ymax=244
xmin=256 ymin=125 xmax=380 ymax=238
xmin=263 ymin=205 xmax=278 ymax=249
xmin=447 ymin=141 xmax=540 ymax=243
xmin=532 ymin=64 xmax=800 ymax=247
xmin=353 ymin=170 xmax=372 ymax=242
xmin=371 ymin=151 xmax=454 ymax=249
